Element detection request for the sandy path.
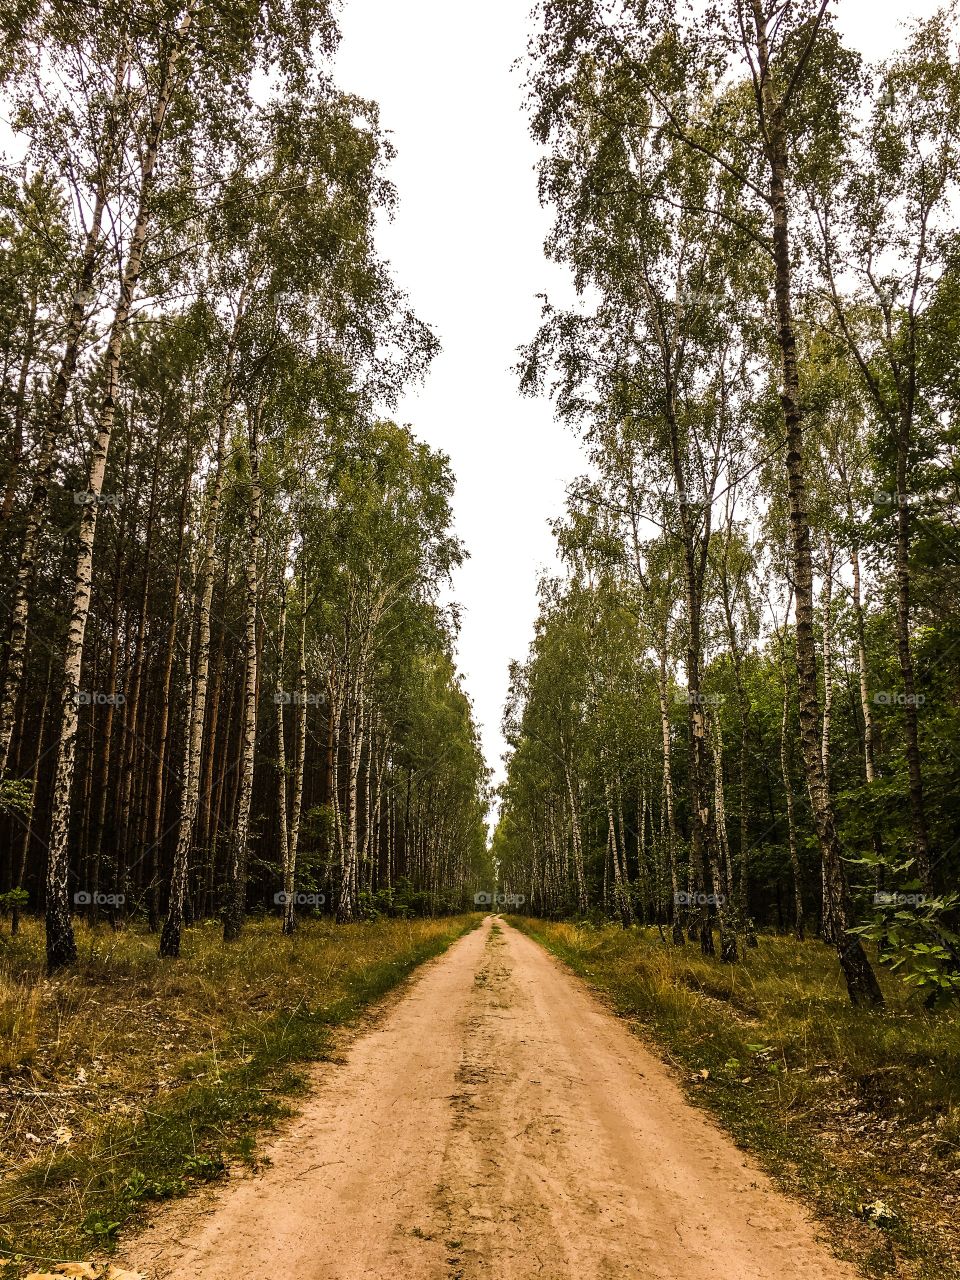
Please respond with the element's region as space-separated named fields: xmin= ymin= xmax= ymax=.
xmin=125 ymin=917 xmax=858 ymax=1280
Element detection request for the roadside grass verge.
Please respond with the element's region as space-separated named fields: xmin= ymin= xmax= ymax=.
xmin=0 ymin=914 xmax=479 ymax=1273
xmin=512 ymin=918 xmax=960 ymax=1280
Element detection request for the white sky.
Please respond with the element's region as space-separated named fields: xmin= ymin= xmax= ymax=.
xmin=333 ymin=0 xmax=943 ymax=813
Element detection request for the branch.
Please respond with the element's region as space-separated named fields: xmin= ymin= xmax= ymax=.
xmin=780 ymin=0 xmax=830 ymax=116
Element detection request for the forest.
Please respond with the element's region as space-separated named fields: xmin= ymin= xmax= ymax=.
xmin=0 ymin=0 xmax=489 ymax=972
xmin=496 ymin=0 xmax=960 ymax=1009
xmin=2 ymin=1 xmax=960 ymax=1275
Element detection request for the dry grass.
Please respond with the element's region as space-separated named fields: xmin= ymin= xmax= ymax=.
xmin=0 ymin=978 xmax=40 ymax=1076
xmin=0 ymin=913 xmax=476 ymax=1268
xmin=516 ymin=919 xmax=960 ymax=1280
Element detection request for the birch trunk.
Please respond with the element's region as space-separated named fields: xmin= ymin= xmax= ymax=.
xmin=850 ymin=542 xmax=877 ymax=786
xmin=337 ymin=683 xmax=364 ymax=921
xmin=0 ymin=54 xmax=129 ymax=779
xmin=717 ymin=550 xmax=756 ymax=945
xmin=657 ymin=657 xmax=683 ymax=943
xmin=223 ymin=408 xmax=262 ymax=942
xmin=45 ymin=16 xmax=193 ymax=970
xmin=160 ymin=305 xmax=243 ymax=956
xmin=144 ymin=470 xmax=190 ymax=929
xmin=895 ymin=431 xmax=931 ymax=888
xmin=820 ymin=532 xmax=834 ymax=785
xmin=275 ymin=583 xmax=290 ymax=911
xmin=704 ymin=705 xmax=737 ymax=963
xmin=563 ymin=762 xmax=587 ymax=915
xmin=603 ymin=773 xmax=630 ymax=926
xmin=282 ymin=594 xmax=308 ymax=932
xmin=749 ymin=0 xmax=881 ymax=1003
xmin=780 ymin=674 xmax=805 ymax=940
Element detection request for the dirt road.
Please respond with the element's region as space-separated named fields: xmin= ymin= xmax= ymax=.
xmin=126 ymin=917 xmax=858 ymax=1280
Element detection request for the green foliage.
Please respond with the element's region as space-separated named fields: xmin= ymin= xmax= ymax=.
xmin=0 ymin=779 xmax=30 ymax=819
xmin=0 ymin=889 xmax=28 ymax=913
xmin=849 ymin=856 xmax=960 ymax=1006
xmin=507 ymin=0 xmax=960 ymax=1007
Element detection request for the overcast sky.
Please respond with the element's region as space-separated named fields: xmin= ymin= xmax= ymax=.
xmin=333 ymin=0 xmax=942 ymax=813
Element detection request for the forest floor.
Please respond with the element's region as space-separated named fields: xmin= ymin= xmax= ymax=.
xmin=0 ymin=914 xmax=477 ymax=1273
xmin=5 ymin=915 xmax=954 ymax=1279
xmin=515 ymin=919 xmax=960 ymax=1280
xmin=100 ymin=915 xmax=867 ymax=1280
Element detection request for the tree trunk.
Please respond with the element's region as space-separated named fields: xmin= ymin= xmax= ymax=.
xmin=45 ymin=18 xmax=193 ymax=971
xmin=223 ymin=407 xmax=262 ymax=942
xmin=894 ymin=435 xmax=931 ymax=888
xmin=749 ymin=0 xmax=881 ymax=1004
xmin=337 ymin=682 xmax=364 ymax=922
xmin=780 ymin=660 xmax=805 ymax=940
xmin=717 ymin=542 xmax=757 ymax=947
xmin=0 ymin=51 xmax=128 ymax=779
xmin=604 ymin=772 xmax=631 ymax=927
xmin=274 ymin=578 xmax=299 ymax=934
xmin=146 ymin=469 xmax=190 ymax=930
xmin=160 ymin=307 xmax=243 ymax=957
xmin=849 ymin=542 xmax=877 ymax=786
xmin=656 ymin=657 xmax=684 ymax=944
xmin=563 ymin=762 xmax=588 ymax=915
xmin=820 ymin=531 xmax=834 ymax=784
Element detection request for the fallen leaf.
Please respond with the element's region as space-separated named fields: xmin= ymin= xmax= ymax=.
xmin=24 ymin=1263 xmax=143 ymax=1280
xmin=856 ymin=1199 xmax=898 ymax=1227
xmin=26 ymin=1266 xmax=98 ymax=1279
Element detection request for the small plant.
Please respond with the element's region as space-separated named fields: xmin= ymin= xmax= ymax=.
xmin=182 ymin=1152 xmax=226 ymax=1180
xmin=83 ymin=1214 xmax=123 ymax=1244
xmin=0 ymin=779 xmax=32 ymax=819
xmin=848 ymin=855 xmax=960 ymax=1007
xmin=0 ymin=887 xmax=29 ymax=936
xmin=121 ymin=1168 xmax=188 ymax=1203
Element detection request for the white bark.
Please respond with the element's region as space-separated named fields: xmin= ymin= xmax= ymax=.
xmin=45 ymin=11 xmax=194 ymax=968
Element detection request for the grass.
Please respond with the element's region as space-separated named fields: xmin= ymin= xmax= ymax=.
xmin=0 ymin=913 xmax=479 ymax=1274
xmin=511 ymin=918 xmax=960 ymax=1280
